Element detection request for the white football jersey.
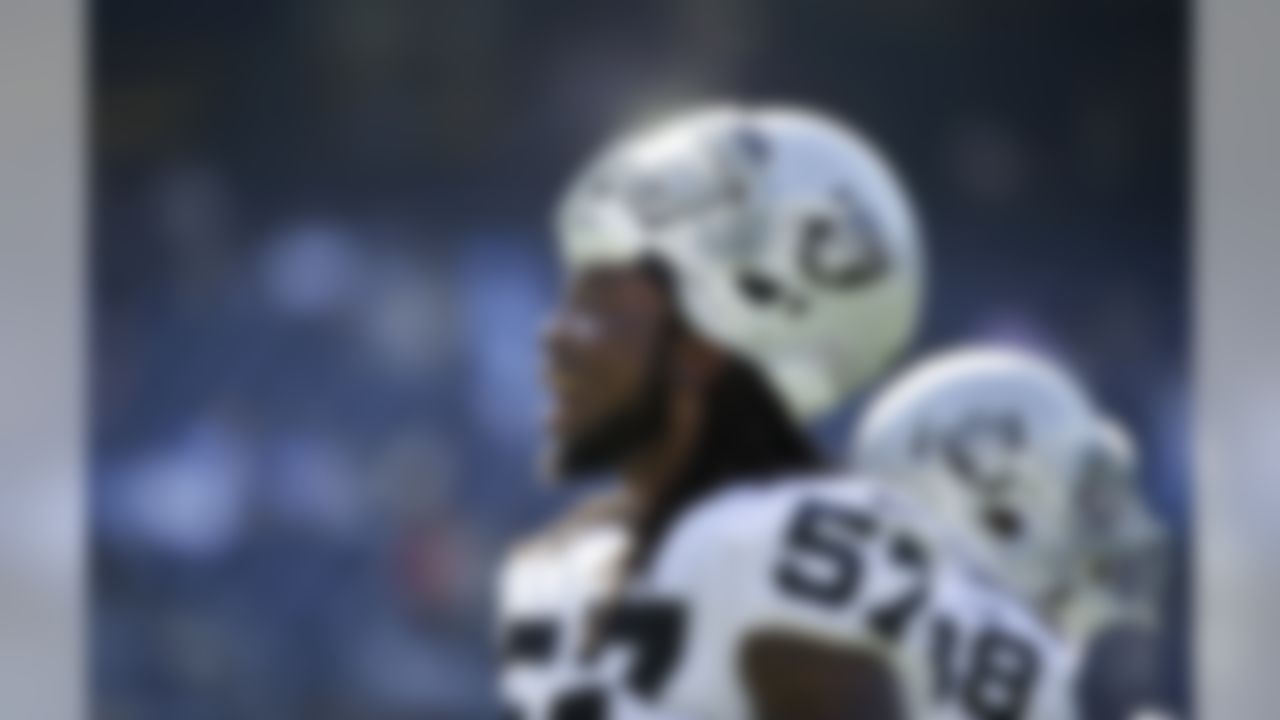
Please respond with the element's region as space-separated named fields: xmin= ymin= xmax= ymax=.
xmin=498 ymin=476 xmax=1080 ymax=720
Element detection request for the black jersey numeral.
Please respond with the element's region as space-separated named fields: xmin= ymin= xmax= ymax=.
xmin=868 ymin=533 xmax=931 ymax=641
xmin=776 ymin=499 xmax=876 ymax=605
xmin=596 ymin=600 xmax=685 ymax=697
xmin=774 ymin=499 xmax=932 ymax=641
xmin=502 ymin=599 xmax=685 ymax=720
xmin=930 ymin=618 xmax=1042 ymax=720
xmin=552 ymin=687 xmax=607 ymax=720
xmin=503 ymin=617 xmax=559 ymax=663
xmin=964 ymin=628 xmax=1041 ymax=720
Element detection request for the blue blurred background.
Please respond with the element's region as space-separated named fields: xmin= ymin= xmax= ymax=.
xmin=91 ymin=2 xmax=1187 ymax=718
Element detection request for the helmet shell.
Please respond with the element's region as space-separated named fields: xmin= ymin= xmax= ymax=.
xmin=558 ymin=104 xmax=925 ymax=419
xmin=854 ymin=346 xmax=1100 ymax=602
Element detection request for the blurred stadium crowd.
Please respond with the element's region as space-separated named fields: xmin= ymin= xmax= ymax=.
xmin=92 ymin=2 xmax=1187 ymax=719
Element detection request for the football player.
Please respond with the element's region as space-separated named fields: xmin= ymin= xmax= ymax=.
xmin=498 ymin=106 xmax=1078 ymax=720
xmin=853 ymin=346 xmax=1172 ymax=720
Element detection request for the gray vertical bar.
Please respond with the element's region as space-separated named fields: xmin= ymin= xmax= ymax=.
xmin=0 ymin=0 xmax=83 ymax=718
xmin=1199 ymin=0 xmax=1280 ymax=717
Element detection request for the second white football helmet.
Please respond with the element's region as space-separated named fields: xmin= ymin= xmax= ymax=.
xmin=854 ymin=346 xmax=1128 ymax=608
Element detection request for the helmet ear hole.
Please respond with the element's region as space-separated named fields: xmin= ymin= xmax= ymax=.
xmin=737 ymin=271 xmax=783 ymax=306
xmin=982 ymin=505 xmax=1024 ymax=542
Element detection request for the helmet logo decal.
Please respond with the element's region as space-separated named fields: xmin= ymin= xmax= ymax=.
xmin=730 ymin=123 xmax=770 ymax=166
xmin=913 ymin=411 xmax=1026 ymax=496
xmin=799 ymin=186 xmax=889 ymax=290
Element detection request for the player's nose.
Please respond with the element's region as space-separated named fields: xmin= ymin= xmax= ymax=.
xmin=540 ymin=312 xmax=578 ymax=374
xmin=541 ymin=308 xmax=601 ymax=354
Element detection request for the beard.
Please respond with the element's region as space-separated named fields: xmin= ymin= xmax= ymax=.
xmin=544 ymin=347 xmax=671 ymax=485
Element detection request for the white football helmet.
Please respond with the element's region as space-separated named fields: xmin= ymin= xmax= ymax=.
xmin=853 ymin=346 xmax=1133 ymax=610
xmin=557 ymin=104 xmax=925 ymax=419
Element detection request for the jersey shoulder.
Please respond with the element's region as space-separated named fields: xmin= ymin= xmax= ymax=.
xmin=645 ymin=473 xmax=914 ymax=645
xmin=498 ymin=489 xmax=631 ymax=618
xmin=504 ymin=489 xmax=629 ymax=565
xmin=650 ymin=471 xmax=905 ymax=583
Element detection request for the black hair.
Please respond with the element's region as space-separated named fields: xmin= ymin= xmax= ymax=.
xmin=575 ymin=258 xmax=826 ymax=653
xmin=585 ymin=310 xmax=825 ymax=653
xmin=626 ymin=350 xmax=825 ymax=572
xmin=622 ymin=258 xmax=826 ymax=572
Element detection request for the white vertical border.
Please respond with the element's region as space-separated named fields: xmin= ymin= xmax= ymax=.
xmin=1198 ymin=0 xmax=1280 ymax=717
xmin=0 ymin=0 xmax=84 ymax=718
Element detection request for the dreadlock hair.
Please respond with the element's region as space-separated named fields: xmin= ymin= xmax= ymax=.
xmin=584 ymin=259 xmax=827 ymax=653
xmin=624 ymin=344 xmax=826 ymax=573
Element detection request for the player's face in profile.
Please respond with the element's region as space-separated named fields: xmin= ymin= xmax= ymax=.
xmin=541 ymin=264 xmax=671 ymax=480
